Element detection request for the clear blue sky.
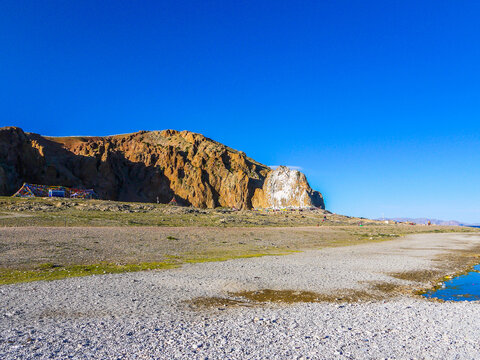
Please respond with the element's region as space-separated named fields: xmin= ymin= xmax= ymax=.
xmin=1 ymin=1 xmax=479 ymax=222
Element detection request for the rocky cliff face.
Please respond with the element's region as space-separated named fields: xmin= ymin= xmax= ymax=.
xmin=0 ymin=126 xmax=324 ymax=209
xmin=251 ymin=166 xmax=324 ymax=209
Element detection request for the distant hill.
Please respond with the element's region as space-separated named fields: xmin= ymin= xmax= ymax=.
xmin=380 ymin=217 xmax=479 ymax=227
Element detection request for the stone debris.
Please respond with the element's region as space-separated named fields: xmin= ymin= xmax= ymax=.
xmin=1 ymin=233 xmax=480 ymax=359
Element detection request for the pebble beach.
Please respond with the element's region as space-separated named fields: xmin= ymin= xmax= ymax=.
xmin=2 ymin=233 xmax=480 ymax=359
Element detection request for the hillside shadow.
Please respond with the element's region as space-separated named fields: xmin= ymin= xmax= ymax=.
xmin=15 ymin=134 xmax=189 ymax=204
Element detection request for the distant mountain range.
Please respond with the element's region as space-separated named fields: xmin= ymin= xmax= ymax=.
xmin=378 ymin=217 xmax=480 ymax=227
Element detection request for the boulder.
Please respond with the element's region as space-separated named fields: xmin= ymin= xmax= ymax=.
xmin=252 ymin=166 xmax=324 ymax=209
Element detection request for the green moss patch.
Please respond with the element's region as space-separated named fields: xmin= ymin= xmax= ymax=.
xmin=0 ymin=261 xmax=177 ymax=285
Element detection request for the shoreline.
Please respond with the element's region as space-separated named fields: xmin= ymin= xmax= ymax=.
xmin=2 ymin=233 xmax=480 ymax=359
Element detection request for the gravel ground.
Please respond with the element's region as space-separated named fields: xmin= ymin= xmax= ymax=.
xmin=0 ymin=226 xmax=410 ymax=268
xmin=1 ymin=233 xmax=480 ymax=359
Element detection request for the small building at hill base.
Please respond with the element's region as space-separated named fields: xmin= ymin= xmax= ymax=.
xmin=49 ymin=189 xmax=66 ymax=198
xmin=13 ymin=183 xmax=97 ymax=199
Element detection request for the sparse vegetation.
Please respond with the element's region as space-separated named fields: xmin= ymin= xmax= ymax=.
xmin=188 ymin=287 xmax=390 ymax=308
xmin=1 ymin=196 xmax=479 ymax=230
xmin=0 ymin=262 xmax=177 ymax=285
xmin=0 ymin=196 xmax=477 ymax=285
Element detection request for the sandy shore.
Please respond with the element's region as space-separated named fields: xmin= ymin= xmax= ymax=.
xmin=1 ymin=233 xmax=480 ymax=359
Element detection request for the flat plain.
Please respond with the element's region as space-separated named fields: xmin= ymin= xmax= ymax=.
xmin=1 ymin=197 xmax=480 ymax=359
xmin=0 ymin=197 xmax=473 ymax=284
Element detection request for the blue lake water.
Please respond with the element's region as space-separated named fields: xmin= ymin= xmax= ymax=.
xmin=423 ymin=264 xmax=480 ymax=301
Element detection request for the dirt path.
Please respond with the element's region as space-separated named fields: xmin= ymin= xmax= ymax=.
xmin=166 ymin=232 xmax=480 ymax=301
xmin=0 ymin=212 xmax=32 ymax=219
xmin=0 ymin=225 xmax=472 ymax=271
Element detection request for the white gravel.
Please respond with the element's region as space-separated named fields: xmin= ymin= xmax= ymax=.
xmin=1 ymin=233 xmax=480 ymax=359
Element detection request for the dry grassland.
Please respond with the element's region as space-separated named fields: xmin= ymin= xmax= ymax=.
xmin=0 ymin=197 xmax=476 ymax=285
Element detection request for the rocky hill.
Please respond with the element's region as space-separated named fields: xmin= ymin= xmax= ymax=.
xmin=0 ymin=126 xmax=324 ymax=209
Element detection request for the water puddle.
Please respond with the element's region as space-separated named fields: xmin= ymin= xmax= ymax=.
xmin=423 ymin=264 xmax=480 ymax=301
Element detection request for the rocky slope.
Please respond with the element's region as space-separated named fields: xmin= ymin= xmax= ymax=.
xmin=0 ymin=126 xmax=324 ymax=209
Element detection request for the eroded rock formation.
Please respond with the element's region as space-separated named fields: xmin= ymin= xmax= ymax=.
xmin=251 ymin=166 xmax=324 ymax=209
xmin=0 ymin=126 xmax=324 ymax=209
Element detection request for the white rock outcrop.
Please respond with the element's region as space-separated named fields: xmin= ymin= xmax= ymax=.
xmin=252 ymin=166 xmax=324 ymax=209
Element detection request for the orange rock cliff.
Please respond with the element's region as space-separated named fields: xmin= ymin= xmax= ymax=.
xmin=0 ymin=126 xmax=324 ymax=209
